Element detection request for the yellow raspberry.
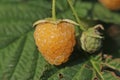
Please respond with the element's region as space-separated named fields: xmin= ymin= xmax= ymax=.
xmin=33 ymin=19 xmax=77 ymax=65
xmin=99 ymin=0 xmax=120 ymax=10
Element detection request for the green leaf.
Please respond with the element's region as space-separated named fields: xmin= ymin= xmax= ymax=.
xmin=103 ymin=71 xmax=120 ymax=80
xmin=72 ymin=64 xmax=96 ymax=80
xmin=0 ymin=0 xmax=120 ymax=80
xmin=108 ymin=59 xmax=120 ymax=71
xmin=103 ymin=58 xmax=120 ymax=72
xmin=58 ymin=0 xmax=120 ymax=25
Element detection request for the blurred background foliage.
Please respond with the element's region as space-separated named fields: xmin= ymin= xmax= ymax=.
xmin=0 ymin=0 xmax=120 ymax=80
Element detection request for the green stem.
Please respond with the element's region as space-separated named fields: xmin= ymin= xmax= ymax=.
xmin=52 ymin=0 xmax=56 ymax=21
xmin=67 ymin=0 xmax=86 ymax=31
xmin=90 ymin=59 xmax=104 ymax=80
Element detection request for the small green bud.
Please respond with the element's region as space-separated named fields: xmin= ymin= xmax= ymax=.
xmin=80 ymin=24 xmax=104 ymax=53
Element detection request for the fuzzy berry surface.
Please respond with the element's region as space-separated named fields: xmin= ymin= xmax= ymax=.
xmin=34 ymin=21 xmax=76 ymax=65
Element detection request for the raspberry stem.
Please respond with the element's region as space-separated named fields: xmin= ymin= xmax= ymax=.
xmin=52 ymin=0 xmax=56 ymax=21
xmin=67 ymin=0 xmax=86 ymax=31
xmin=90 ymin=59 xmax=104 ymax=80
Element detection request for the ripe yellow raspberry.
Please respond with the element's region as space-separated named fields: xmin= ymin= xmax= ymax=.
xmin=99 ymin=0 xmax=120 ymax=10
xmin=33 ymin=19 xmax=77 ymax=65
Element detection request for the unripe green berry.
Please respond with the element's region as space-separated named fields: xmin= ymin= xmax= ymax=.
xmin=80 ymin=24 xmax=104 ymax=53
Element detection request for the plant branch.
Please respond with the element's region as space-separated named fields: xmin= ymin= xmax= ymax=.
xmin=52 ymin=0 xmax=56 ymax=21
xmin=90 ymin=59 xmax=104 ymax=80
xmin=67 ymin=0 xmax=86 ymax=31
